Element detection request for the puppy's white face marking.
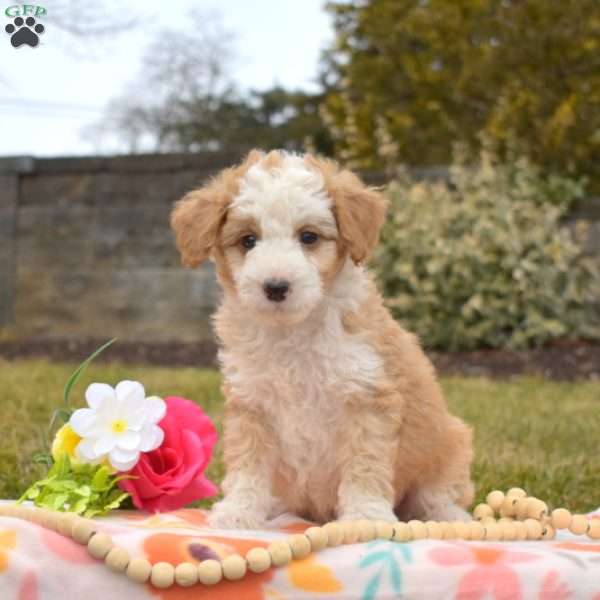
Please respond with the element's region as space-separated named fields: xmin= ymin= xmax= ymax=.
xmin=221 ymin=155 xmax=340 ymax=324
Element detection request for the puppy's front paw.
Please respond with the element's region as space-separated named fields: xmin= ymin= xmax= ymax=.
xmin=208 ymin=500 xmax=267 ymax=530
xmin=339 ymin=504 xmax=397 ymax=523
xmin=427 ymin=503 xmax=471 ymax=522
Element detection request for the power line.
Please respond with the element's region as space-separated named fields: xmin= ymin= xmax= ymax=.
xmin=0 ymin=98 xmax=104 ymax=114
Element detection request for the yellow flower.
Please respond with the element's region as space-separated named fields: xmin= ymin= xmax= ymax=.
xmin=51 ymin=424 xmax=82 ymax=461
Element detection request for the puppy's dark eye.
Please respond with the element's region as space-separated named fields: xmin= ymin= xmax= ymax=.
xmin=299 ymin=231 xmax=318 ymax=245
xmin=240 ymin=234 xmax=257 ymax=250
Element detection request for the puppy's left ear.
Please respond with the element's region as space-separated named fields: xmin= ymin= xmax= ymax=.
xmin=329 ymin=170 xmax=389 ymax=264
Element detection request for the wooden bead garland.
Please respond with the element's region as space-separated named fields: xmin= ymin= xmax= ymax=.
xmin=221 ymin=554 xmax=247 ymax=581
xmin=1 ymin=488 xmax=599 ymax=591
xmin=174 ymin=562 xmax=198 ymax=587
xmin=197 ymin=559 xmax=223 ymax=585
xmin=267 ymin=541 xmax=293 ymax=567
xmin=151 ymin=561 xmax=175 ymax=588
xmin=246 ymin=548 xmax=271 ymax=573
xmin=126 ymin=558 xmax=152 ymax=583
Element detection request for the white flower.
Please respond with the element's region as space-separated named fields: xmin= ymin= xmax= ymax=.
xmin=70 ymin=380 xmax=166 ymax=471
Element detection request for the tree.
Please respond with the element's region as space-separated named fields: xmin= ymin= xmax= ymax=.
xmin=322 ymin=0 xmax=600 ymax=186
xmin=100 ymin=13 xmax=332 ymax=155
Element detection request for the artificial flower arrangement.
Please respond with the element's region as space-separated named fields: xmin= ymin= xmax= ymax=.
xmin=20 ymin=340 xmax=218 ymax=516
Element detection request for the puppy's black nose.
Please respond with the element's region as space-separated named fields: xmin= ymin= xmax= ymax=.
xmin=263 ymin=279 xmax=290 ymax=302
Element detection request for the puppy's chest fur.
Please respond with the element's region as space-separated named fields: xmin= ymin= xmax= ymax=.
xmin=219 ymin=306 xmax=383 ymax=479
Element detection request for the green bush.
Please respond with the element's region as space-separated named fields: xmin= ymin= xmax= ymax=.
xmin=374 ymin=150 xmax=600 ymax=350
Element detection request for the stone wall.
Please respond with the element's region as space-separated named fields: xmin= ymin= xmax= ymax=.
xmin=0 ymin=153 xmax=598 ymax=344
xmin=0 ymin=153 xmax=243 ymax=343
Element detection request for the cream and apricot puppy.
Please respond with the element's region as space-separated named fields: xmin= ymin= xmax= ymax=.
xmin=171 ymin=150 xmax=474 ymax=529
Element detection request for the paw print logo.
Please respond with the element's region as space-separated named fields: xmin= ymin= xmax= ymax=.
xmin=5 ymin=16 xmax=45 ymax=48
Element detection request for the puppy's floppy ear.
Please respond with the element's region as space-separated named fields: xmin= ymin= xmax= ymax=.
xmin=170 ymin=186 xmax=228 ymax=268
xmin=170 ymin=149 xmax=266 ymax=268
xmin=306 ymin=156 xmax=388 ymax=264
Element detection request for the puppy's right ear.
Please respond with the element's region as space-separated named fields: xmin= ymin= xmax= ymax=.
xmin=171 ymin=150 xmax=266 ymax=267
xmin=170 ymin=186 xmax=228 ymax=268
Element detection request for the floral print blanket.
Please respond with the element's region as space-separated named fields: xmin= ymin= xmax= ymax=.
xmin=1 ymin=503 xmax=599 ymax=600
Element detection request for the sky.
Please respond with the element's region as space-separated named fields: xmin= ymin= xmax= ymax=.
xmin=0 ymin=0 xmax=333 ymax=157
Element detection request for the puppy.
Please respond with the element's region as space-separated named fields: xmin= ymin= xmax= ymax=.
xmin=171 ymin=150 xmax=474 ymax=528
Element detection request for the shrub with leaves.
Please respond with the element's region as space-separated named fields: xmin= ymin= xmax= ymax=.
xmin=374 ymin=150 xmax=600 ymax=350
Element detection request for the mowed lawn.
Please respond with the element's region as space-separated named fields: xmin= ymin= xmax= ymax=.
xmin=1 ymin=359 xmax=599 ymax=514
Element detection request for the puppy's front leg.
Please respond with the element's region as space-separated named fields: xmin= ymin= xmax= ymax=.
xmin=209 ymin=403 xmax=276 ymax=530
xmin=337 ymin=400 xmax=398 ymax=523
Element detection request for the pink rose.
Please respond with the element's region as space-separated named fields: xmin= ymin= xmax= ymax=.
xmin=119 ymin=396 xmax=218 ymax=512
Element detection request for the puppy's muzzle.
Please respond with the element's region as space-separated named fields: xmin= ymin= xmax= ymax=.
xmin=263 ymin=279 xmax=290 ymax=303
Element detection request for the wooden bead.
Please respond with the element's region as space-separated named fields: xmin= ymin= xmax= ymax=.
xmin=72 ymin=520 xmax=96 ymax=545
xmin=305 ymin=526 xmax=328 ymax=551
xmin=57 ymin=513 xmax=79 ymax=537
xmin=481 ymin=516 xmax=497 ymax=526
xmin=441 ymin=522 xmax=457 ymax=539
xmin=551 ymin=508 xmax=572 ymax=530
xmin=425 ymin=521 xmax=443 ymax=539
xmin=41 ymin=510 xmax=59 ymax=530
xmin=151 ymin=561 xmax=175 ymax=588
xmin=468 ymin=521 xmax=485 ymax=540
xmin=527 ymin=498 xmax=548 ymax=519
xmin=587 ymin=519 xmax=600 ymax=540
xmin=408 ymin=520 xmax=427 ymax=539
xmin=222 ymin=554 xmax=247 ymax=581
xmin=569 ymin=515 xmax=590 ymax=535
xmin=87 ymin=532 xmax=113 ymax=560
xmin=289 ymin=534 xmax=312 ymax=558
xmin=197 ymin=559 xmax=223 ymax=585
xmin=105 ymin=547 xmax=130 ymax=572
xmin=524 ymin=519 xmax=543 ymax=539
xmin=452 ymin=521 xmax=471 ymax=540
xmin=473 ymin=503 xmax=494 ymax=520
xmin=483 ymin=521 xmax=502 ymax=541
xmin=268 ymin=541 xmax=293 ymax=567
xmin=507 ymin=488 xmax=527 ymax=498
xmin=501 ymin=521 xmax=518 ymax=541
xmin=392 ymin=522 xmax=411 ymax=542
xmin=375 ymin=520 xmax=394 ymax=540
xmin=357 ymin=520 xmax=377 ymax=542
xmin=174 ymin=562 xmax=198 ymax=587
xmin=500 ymin=496 xmax=517 ymax=518
xmin=126 ymin=558 xmax=152 ymax=583
xmin=246 ymin=548 xmax=271 ymax=574
xmin=541 ymin=524 xmax=556 ymax=540
xmin=515 ymin=521 xmax=528 ymax=540
xmin=486 ymin=490 xmax=505 ymax=512
xmin=515 ymin=498 xmax=530 ymax=520
xmin=340 ymin=521 xmax=360 ymax=544
xmin=323 ymin=522 xmax=343 ymax=546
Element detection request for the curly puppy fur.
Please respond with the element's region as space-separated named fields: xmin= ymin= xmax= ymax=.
xmin=171 ymin=150 xmax=474 ymax=528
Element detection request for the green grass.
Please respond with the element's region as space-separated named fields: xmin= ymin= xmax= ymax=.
xmin=1 ymin=359 xmax=598 ymax=513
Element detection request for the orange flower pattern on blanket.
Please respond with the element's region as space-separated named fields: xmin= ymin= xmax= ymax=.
xmin=429 ymin=543 xmax=539 ymax=600
xmin=144 ymin=533 xmax=275 ymax=600
xmin=288 ymin=555 xmax=343 ymax=594
xmin=0 ymin=529 xmax=16 ymax=572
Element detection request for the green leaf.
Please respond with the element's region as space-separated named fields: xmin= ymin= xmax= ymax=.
xmin=32 ymin=453 xmax=53 ymax=467
xmin=63 ymin=338 xmax=116 ymax=406
xmin=48 ymin=407 xmax=75 ymax=434
xmin=19 ymin=455 xmax=130 ymax=517
xmin=91 ymin=467 xmax=110 ymax=491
